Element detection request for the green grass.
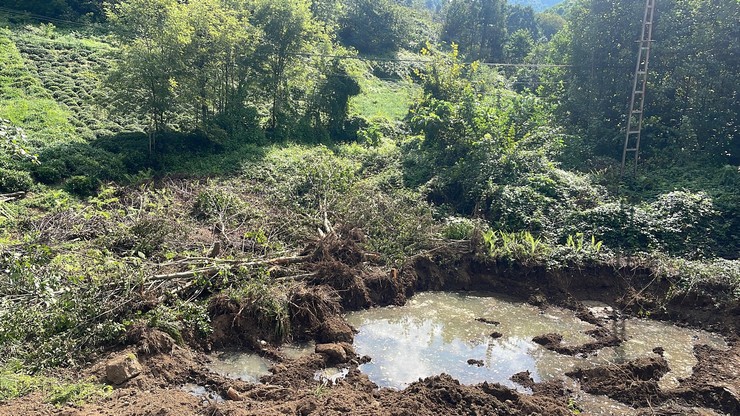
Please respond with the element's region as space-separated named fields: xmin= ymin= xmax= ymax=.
xmin=349 ymin=77 xmax=417 ymax=121
xmin=0 ymin=363 xmax=110 ymax=406
xmin=9 ymin=26 xmax=135 ymax=140
xmin=0 ymin=29 xmax=77 ymax=148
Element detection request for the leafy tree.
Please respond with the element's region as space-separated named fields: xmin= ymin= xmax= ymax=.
xmin=506 ymin=4 xmax=538 ymax=39
xmin=536 ymin=12 xmax=565 ymax=39
xmin=181 ymin=0 xmax=255 ymax=134
xmin=252 ymin=0 xmax=327 ymax=132
xmin=307 ymin=61 xmax=361 ymax=139
xmin=504 ymin=28 xmax=534 ymax=64
xmin=548 ymin=0 xmax=739 ymax=165
xmin=105 ymin=0 xmax=189 ymax=150
xmin=338 ymin=0 xmax=410 ymax=55
xmin=441 ymin=0 xmax=507 ymax=62
xmin=407 ymin=44 xmax=568 ymax=224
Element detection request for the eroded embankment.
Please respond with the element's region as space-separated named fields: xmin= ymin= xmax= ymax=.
xmin=2 ymin=239 xmax=738 ymax=416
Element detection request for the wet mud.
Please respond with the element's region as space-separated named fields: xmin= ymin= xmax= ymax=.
xmin=1 ymin=239 xmax=738 ymax=415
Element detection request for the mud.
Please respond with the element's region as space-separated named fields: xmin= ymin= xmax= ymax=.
xmin=1 ymin=240 xmax=738 ymax=415
xmin=532 ymin=328 xmax=622 ymax=355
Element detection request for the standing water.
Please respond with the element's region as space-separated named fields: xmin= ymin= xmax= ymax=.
xmin=345 ymin=292 xmax=726 ymax=413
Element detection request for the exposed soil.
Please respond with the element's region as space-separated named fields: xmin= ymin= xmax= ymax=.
xmin=1 ymin=240 xmax=738 ymax=415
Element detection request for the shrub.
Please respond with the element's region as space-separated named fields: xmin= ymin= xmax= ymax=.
xmin=64 ymin=175 xmax=98 ymax=196
xmin=441 ymin=216 xmax=478 ymax=240
xmin=0 ymin=167 xmax=32 ymax=193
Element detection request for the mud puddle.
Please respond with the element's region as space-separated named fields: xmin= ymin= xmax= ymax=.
xmin=346 ymin=292 xmax=726 ymax=413
xmin=207 ymin=343 xmax=315 ymax=382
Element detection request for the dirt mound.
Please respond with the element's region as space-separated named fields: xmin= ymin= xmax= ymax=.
xmin=288 ymin=285 xmax=342 ymax=341
xmin=665 ymin=343 xmax=740 ymax=415
xmin=566 ymin=356 xmax=669 ymax=407
xmin=532 ymin=328 xmax=622 ymax=355
xmin=389 ymin=374 xmax=572 ymax=416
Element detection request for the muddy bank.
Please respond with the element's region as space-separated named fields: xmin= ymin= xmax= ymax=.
xmin=1 ymin=242 xmax=738 ymax=416
xmin=401 ymin=250 xmax=740 ymax=335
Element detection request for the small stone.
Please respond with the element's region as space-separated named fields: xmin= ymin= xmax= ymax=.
xmin=317 ymin=317 xmax=355 ymax=343
xmin=271 ymin=364 xmax=288 ymax=374
xmin=467 ymin=359 xmax=484 ymax=367
xmin=227 ymin=387 xmax=242 ymax=401
xmin=338 ymin=342 xmax=355 ymax=356
xmin=106 ymin=354 xmax=143 ymax=385
xmin=316 ymin=343 xmax=348 ymax=363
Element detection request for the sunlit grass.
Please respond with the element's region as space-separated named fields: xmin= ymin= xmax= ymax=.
xmin=350 ymin=78 xmax=417 ymax=121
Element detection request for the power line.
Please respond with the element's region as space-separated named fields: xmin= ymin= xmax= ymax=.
xmin=0 ymin=7 xmax=572 ymax=70
xmin=294 ymin=52 xmax=571 ymax=68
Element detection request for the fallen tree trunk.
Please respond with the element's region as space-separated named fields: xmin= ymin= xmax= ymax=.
xmin=151 ymin=255 xmax=309 ymax=281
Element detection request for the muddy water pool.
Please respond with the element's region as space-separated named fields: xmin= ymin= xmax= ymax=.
xmin=345 ymin=292 xmax=726 ymax=413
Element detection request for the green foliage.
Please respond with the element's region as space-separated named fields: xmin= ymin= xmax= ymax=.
xmin=0 ymin=119 xmax=37 ymax=164
xmin=226 ymin=273 xmax=291 ymax=341
xmin=63 ymin=175 xmax=98 ymax=196
xmin=0 ymin=362 xmax=110 ymax=406
xmin=549 ymin=0 xmax=739 ymax=165
xmin=441 ymin=0 xmax=507 ymax=61
xmin=480 ymin=229 xmax=550 ymax=263
xmin=141 ymin=301 xmax=212 ymax=344
xmin=338 ymin=0 xmax=410 ymax=54
xmin=0 ymin=167 xmax=33 ymax=193
xmin=441 ymin=216 xmax=478 ymax=240
xmin=567 ymin=190 xmax=723 ymax=258
xmin=46 ymin=378 xmax=111 ymax=407
xmin=243 ymin=145 xmax=359 ymax=218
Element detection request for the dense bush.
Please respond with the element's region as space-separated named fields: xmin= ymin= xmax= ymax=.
xmin=0 ymin=167 xmax=33 ymax=193
xmin=32 ymin=142 xmax=125 ymax=186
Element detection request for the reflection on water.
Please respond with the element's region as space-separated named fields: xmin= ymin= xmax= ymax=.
xmin=346 ymin=292 xmax=726 ymax=413
xmin=278 ymin=342 xmax=315 ymax=360
xmin=181 ymin=383 xmax=225 ymax=403
xmin=207 ymin=350 xmax=274 ymax=382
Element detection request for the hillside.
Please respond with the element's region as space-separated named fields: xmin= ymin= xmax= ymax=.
xmin=0 ymin=1 xmax=738 ymax=415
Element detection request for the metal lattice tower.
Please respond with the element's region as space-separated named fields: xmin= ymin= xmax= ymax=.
xmin=621 ymin=0 xmax=656 ymax=176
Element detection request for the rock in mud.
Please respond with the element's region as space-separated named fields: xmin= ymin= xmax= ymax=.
xmin=467 ymin=359 xmax=484 ymax=367
xmin=317 ymin=316 xmax=355 ymax=343
xmin=510 ymin=371 xmax=535 ymax=389
xmin=566 ymin=356 xmax=669 ymax=407
xmin=226 ymin=387 xmax=243 ymax=401
xmin=315 ymin=343 xmax=348 ymax=364
xmin=532 ymin=333 xmax=563 ymax=346
xmin=475 ymin=317 xmax=500 ymax=325
xmin=533 ymin=329 xmax=621 ymax=355
xmin=106 ymin=354 xmax=144 ymax=385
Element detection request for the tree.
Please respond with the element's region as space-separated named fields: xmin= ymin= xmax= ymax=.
xmin=441 ymin=0 xmax=507 ymax=62
xmin=536 ymin=12 xmax=565 ymax=40
xmin=407 ymin=44 xmax=567 ymax=228
xmin=252 ymin=0 xmax=326 ymax=132
xmin=504 ymin=29 xmax=534 ymax=64
xmin=338 ymin=0 xmax=410 ymax=55
xmin=181 ymin=0 xmax=255 ymax=132
xmin=547 ymin=0 xmax=739 ymax=164
xmin=106 ymin=0 xmax=188 ymax=151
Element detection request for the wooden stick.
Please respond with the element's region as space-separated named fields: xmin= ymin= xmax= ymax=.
xmin=151 ymin=255 xmax=309 ymax=280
